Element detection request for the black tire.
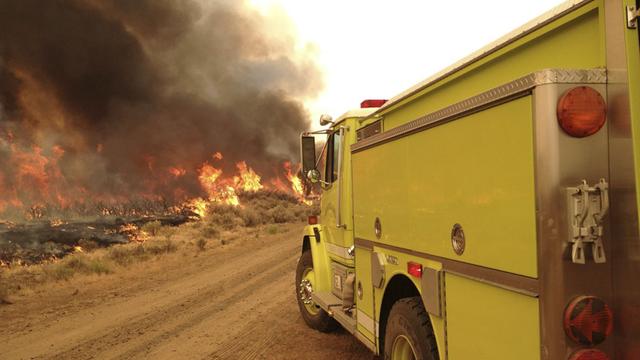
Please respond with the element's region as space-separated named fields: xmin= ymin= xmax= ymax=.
xmin=295 ymin=250 xmax=338 ymax=332
xmin=383 ymin=297 xmax=439 ymax=360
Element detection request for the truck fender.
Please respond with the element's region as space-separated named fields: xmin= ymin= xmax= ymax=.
xmin=378 ymin=274 xmax=422 ymax=353
xmin=299 ymin=224 xmax=332 ymax=293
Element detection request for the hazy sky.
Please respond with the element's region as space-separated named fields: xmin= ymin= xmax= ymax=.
xmin=250 ymin=0 xmax=567 ymax=125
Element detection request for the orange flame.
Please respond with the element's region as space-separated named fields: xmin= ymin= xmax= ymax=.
xmin=235 ymin=161 xmax=263 ymax=192
xmin=198 ymin=163 xmax=223 ymax=193
xmin=284 ymin=161 xmax=312 ymax=205
xmin=196 ymin=157 xmax=241 ymax=207
xmin=0 ymin=141 xmax=311 ymax=220
xmin=284 ymin=162 xmax=304 ymax=196
xmin=186 ymin=197 xmax=208 ymax=218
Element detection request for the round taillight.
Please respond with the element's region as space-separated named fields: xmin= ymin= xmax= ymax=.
xmin=564 ymin=296 xmax=613 ymax=346
xmin=557 ymin=86 xmax=606 ymax=137
xmin=568 ymin=349 xmax=610 ymax=360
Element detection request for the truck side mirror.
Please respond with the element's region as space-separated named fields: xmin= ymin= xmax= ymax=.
xmin=301 ymin=135 xmax=317 ymax=174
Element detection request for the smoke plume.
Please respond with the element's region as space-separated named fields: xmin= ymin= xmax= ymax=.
xmin=0 ymin=0 xmax=321 ymax=208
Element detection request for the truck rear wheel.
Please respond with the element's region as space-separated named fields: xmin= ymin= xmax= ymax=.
xmin=384 ymin=297 xmax=438 ymax=360
xmin=295 ymin=250 xmax=337 ymax=332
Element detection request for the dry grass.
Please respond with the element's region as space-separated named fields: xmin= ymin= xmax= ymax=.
xmin=107 ymin=239 xmax=177 ymax=266
xmin=0 ymin=235 xmax=180 ymax=302
xmin=42 ymin=254 xmax=113 ymax=281
xmin=196 ymin=238 xmax=207 ymax=251
xmin=0 ymin=191 xmax=315 ymax=304
xmin=140 ymin=220 xmax=162 ymax=236
xmin=199 ymin=191 xmax=317 ymax=237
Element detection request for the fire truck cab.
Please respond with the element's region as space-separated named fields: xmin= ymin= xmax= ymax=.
xmin=296 ymin=1 xmax=640 ymax=359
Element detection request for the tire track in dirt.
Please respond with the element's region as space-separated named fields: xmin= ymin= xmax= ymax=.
xmin=204 ymin=295 xmax=284 ymax=360
xmin=1 ymin=224 xmax=373 ymax=360
xmin=110 ymin=254 xmax=298 ymax=359
xmin=0 ymin=232 xmax=286 ymax=343
xmin=47 ymin=245 xmax=299 ymax=360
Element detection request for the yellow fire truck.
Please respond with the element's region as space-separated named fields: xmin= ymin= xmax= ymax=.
xmin=296 ymin=0 xmax=640 ymax=359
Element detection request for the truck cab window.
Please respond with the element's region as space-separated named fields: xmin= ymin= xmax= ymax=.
xmin=324 ymin=131 xmax=341 ymax=183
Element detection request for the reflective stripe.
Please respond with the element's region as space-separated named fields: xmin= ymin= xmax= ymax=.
xmin=357 ymin=309 xmax=375 ymax=334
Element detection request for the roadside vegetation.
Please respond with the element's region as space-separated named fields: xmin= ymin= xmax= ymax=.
xmin=0 ymin=191 xmax=318 ymax=305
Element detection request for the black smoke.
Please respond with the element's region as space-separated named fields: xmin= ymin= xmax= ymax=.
xmin=0 ymin=0 xmax=321 ymax=204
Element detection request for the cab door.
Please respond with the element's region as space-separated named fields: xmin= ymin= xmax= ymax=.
xmin=320 ymin=126 xmax=352 ymax=261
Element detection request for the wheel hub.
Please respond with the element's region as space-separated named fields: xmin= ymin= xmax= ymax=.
xmin=299 ymin=279 xmax=313 ymax=304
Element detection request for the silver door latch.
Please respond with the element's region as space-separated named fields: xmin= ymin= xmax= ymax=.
xmin=627 ymin=5 xmax=640 ymax=29
xmin=566 ymin=179 xmax=609 ymax=264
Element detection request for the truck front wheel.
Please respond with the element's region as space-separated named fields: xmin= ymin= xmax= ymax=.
xmin=295 ymin=250 xmax=337 ymax=332
xmin=384 ymin=297 xmax=439 ymax=360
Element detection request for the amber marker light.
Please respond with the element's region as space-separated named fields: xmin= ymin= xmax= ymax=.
xmin=308 ymin=215 xmax=318 ymax=225
xmin=557 ymin=86 xmax=606 ymax=138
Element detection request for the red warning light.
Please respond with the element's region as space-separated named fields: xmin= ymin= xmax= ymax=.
xmin=564 ymin=295 xmax=613 ymax=346
xmin=360 ymin=99 xmax=388 ymax=108
xmin=407 ymin=262 xmax=423 ymax=278
xmin=568 ymin=349 xmax=609 ymax=360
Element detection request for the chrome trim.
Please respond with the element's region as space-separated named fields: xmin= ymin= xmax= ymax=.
xmin=421 ymin=267 xmax=443 ymax=317
xmin=356 ymin=309 xmax=376 ymax=334
xmin=627 ymin=5 xmax=639 ymax=29
xmin=336 ymin=126 xmax=346 ymax=229
xmin=352 ymin=69 xmax=607 ymax=153
xmin=532 ymin=83 xmax=613 ymax=359
xmin=326 ymin=243 xmax=353 ymax=259
xmin=354 ymin=331 xmax=377 ymax=353
xmin=371 ymin=0 xmax=595 ymax=115
xmin=356 ymin=119 xmax=382 ymax=140
xmin=604 ymin=0 xmax=640 ymax=357
xmin=354 ymin=237 xmax=374 ymax=250
xmin=354 ymin=238 xmax=539 ymax=297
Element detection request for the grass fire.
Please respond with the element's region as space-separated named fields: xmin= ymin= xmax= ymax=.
xmin=0 ymin=0 xmax=320 ymax=219
xmin=0 ymin=0 xmax=320 ymax=305
xmin=0 ymin=191 xmax=318 ymax=304
xmin=0 ymin=1 xmax=361 ymax=359
xmin=0 ymin=0 xmax=319 ymax=267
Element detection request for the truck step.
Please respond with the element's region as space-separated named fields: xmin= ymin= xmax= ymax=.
xmin=311 ymin=291 xmax=341 ymax=308
xmin=312 ymin=292 xmax=356 ymax=334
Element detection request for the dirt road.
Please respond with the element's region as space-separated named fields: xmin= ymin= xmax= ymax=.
xmin=0 ymin=223 xmax=372 ymax=359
